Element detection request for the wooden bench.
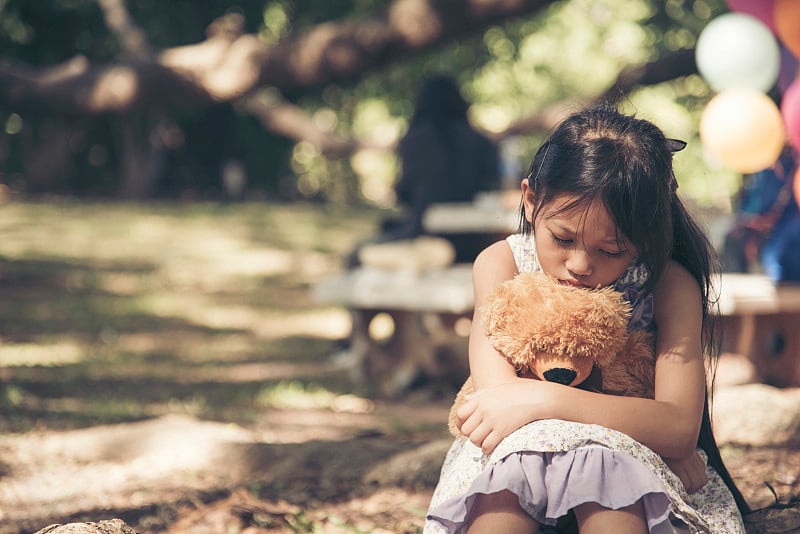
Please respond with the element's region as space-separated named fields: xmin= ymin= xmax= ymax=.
xmin=313 ymin=268 xmax=800 ymax=396
xmin=717 ymin=273 xmax=800 ymax=387
xmin=313 ymin=265 xmax=475 ymax=397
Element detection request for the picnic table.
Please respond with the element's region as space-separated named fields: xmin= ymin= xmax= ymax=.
xmin=420 ymin=191 xmax=519 ymax=264
xmin=313 ymin=265 xmax=475 ymax=397
xmin=316 ymin=193 xmax=800 ymax=396
xmin=422 ymin=191 xmax=520 ymax=235
xmin=313 ymin=266 xmax=800 ymax=397
xmin=716 ymin=273 xmax=800 ymax=387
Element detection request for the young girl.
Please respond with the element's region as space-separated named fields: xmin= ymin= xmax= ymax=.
xmin=425 ymin=105 xmax=749 ymax=533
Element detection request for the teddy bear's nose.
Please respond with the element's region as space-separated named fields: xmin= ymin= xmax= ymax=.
xmin=543 ymin=368 xmax=577 ymax=385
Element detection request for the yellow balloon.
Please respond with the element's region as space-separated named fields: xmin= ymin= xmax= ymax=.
xmin=700 ymin=88 xmax=786 ymax=173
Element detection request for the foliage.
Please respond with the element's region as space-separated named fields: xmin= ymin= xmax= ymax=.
xmin=0 ymin=0 xmax=742 ymax=206
xmin=327 ymin=0 xmax=738 ymax=208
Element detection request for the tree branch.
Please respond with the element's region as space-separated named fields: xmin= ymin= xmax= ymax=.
xmin=497 ymin=48 xmax=698 ymax=138
xmin=0 ymin=1 xmax=699 ymax=159
xmin=0 ymin=0 xmax=556 ymax=114
xmin=240 ymin=90 xmax=385 ymax=159
xmin=245 ymin=47 xmax=698 ymax=159
xmin=96 ymin=0 xmax=154 ymax=60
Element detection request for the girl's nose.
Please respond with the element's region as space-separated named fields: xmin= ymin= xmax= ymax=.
xmin=566 ymin=249 xmax=592 ymax=276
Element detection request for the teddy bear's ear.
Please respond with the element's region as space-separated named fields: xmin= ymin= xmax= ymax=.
xmin=482 ymin=273 xmax=549 ymax=366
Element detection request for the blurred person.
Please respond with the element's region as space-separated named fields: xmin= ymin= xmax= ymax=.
xmin=347 ymin=74 xmax=500 ymax=267
xmin=721 ymin=146 xmax=800 ymax=282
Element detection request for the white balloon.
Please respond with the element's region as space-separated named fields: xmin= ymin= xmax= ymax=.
xmin=696 ymin=13 xmax=780 ymax=93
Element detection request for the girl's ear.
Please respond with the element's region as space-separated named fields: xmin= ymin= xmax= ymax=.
xmin=521 ymin=178 xmax=536 ymax=224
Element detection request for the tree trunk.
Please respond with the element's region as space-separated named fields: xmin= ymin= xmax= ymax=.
xmin=21 ymin=118 xmax=83 ymax=193
xmin=116 ymin=114 xmax=164 ymax=199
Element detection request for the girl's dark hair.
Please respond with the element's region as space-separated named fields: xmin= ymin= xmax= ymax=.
xmin=521 ymin=104 xmax=750 ymax=513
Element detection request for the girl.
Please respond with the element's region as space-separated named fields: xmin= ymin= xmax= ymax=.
xmin=425 ymin=105 xmax=749 ymax=533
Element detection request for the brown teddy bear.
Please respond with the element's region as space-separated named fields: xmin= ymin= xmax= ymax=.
xmin=448 ymin=272 xmax=656 ymax=437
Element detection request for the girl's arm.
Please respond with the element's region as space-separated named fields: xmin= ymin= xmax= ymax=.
xmin=460 ymin=241 xmax=579 ymax=450
xmin=467 ymin=241 xmax=520 ymax=390
xmin=458 ymin=260 xmax=707 ymax=461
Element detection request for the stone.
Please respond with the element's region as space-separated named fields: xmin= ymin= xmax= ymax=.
xmin=33 ymin=519 xmax=137 ymax=534
xmin=712 ymin=383 xmax=800 ymax=447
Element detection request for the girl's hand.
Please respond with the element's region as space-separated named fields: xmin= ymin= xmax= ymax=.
xmin=456 ymin=380 xmax=549 ymax=454
xmin=664 ymin=452 xmax=708 ymax=493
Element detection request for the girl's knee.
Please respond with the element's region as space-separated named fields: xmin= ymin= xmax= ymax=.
xmin=574 ymin=500 xmax=647 ymax=534
xmin=468 ymin=490 xmax=538 ymax=533
xmin=472 ymin=490 xmax=520 ymax=512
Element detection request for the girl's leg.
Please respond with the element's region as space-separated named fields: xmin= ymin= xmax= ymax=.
xmin=574 ymin=500 xmax=648 ymax=534
xmin=467 ymin=490 xmax=539 ymax=534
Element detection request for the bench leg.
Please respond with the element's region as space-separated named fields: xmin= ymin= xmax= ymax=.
xmin=728 ymin=313 xmax=800 ymax=387
xmin=348 ymin=309 xmax=469 ymax=398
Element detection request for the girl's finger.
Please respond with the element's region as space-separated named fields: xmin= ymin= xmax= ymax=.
xmin=481 ymin=432 xmax=501 ymax=455
xmin=458 ymin=412 xmax=480 ymax=436
xmin=468 ymin=423 xmax=492 ymax=450
xmin=456 ymin=399 xmax=477 ymax=421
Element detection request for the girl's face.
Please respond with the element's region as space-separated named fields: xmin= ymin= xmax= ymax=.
xmin=523 ymin=183 xmax=636 ymax=288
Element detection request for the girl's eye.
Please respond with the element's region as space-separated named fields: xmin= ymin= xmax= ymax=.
xmin=600 ymin=249 xmax=625 ymax=258
xmin=550 ymin=233 xmax=572 ymax=247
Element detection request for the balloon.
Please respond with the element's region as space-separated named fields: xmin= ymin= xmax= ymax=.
xmin=700 ymin=88 xmax=786 ymax=173
xmin=775 ymin=0 xmax=800 ymax=60
xmin=726 ymin=0 xmax=777 ymax=33
xmin=794 ymin=164 xmax=800 ymax=208
xmin=779 ymin=44 xmax=800 ymax=94
xmin=782 ymin=80 xmax=800 ymax=151
xmin=695 ymin=13 xmax=780 ymax=92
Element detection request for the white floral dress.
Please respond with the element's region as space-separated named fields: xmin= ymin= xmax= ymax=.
xmin=424 ymin=234 xmax=745 ymax=533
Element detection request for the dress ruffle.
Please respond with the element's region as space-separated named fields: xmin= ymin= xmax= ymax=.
xmin=427 ymin=447 xmax=676 ymax=533
xmin=424 ymin=420 xmax=745 ymax=534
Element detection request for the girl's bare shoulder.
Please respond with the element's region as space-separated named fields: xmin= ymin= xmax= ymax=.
xmin=654 ymin=260 xmax=702 ymax=311
xmin=473 ymin=239 xmax=518 ymax=286
xmin=474 ymin=240 xmax=515 ymax=269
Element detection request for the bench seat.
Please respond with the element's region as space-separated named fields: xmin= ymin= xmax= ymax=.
xmin=313 ymin=268 xmax=800 ymax=395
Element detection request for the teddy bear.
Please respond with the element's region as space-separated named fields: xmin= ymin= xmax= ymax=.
xmin=448 ymin=271 xmax=656 ymax=437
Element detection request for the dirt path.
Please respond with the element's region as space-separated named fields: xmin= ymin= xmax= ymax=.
xmin=0 ymin=204 xmax=798 ymax=533
xmin=2 ymin=383 xmax=800 ymax=533
xmin=0 ymin=396 xmax=453 ymax=533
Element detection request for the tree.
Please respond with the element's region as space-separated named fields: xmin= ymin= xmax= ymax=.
xmin=0 ymin=0 xmax=724 ymax=199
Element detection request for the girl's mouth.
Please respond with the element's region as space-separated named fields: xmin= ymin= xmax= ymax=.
xmin=559 ymin=279 xmax=590 ymax=288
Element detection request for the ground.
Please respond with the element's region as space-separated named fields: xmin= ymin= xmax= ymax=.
xmin=0 ymin=202 xmax=798 ymax=534
xmin=1 ymin=383 xmax=799 ymax=534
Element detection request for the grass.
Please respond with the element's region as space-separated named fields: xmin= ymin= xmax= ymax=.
xmin=0 ymin=200 xmax=384 ymax=433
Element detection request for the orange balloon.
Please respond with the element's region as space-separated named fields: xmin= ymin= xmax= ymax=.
xmin=700 ymin=88 xmax=786 ymax=173
xmin=775 ymin=0 xmax=800 ymax=59
xmin=794 ymin=163 xmax=800 ymax=208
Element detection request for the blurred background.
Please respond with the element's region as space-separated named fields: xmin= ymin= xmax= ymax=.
xmin=0 ymin=0 xmax=756 ymax=206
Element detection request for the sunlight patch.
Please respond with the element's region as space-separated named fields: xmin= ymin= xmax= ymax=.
xmin=159 ymin=302 xmax=351 ymax=340
xmin=256 ymin=381 xmax=373 ymax=413
xmin=204 ymin=247 xmax=294 ymax=277
xmin=0 ymin=342 xmax=84 ymax=367
xmin=253 ymin=309 xmax=351 ymax=339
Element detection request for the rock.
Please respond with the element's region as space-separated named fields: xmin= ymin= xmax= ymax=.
xmin=712 ymin=383 xmax=800 ymax=447
xmin=744 ymin=501 xmax=800 ymax=533
xmin=715 ymin=352 xmax=757 ymax=387
xmin=363 ymin=439 xmax=451 ymax=487
xmin=33 ymin=519 xmax=137 ymax=534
